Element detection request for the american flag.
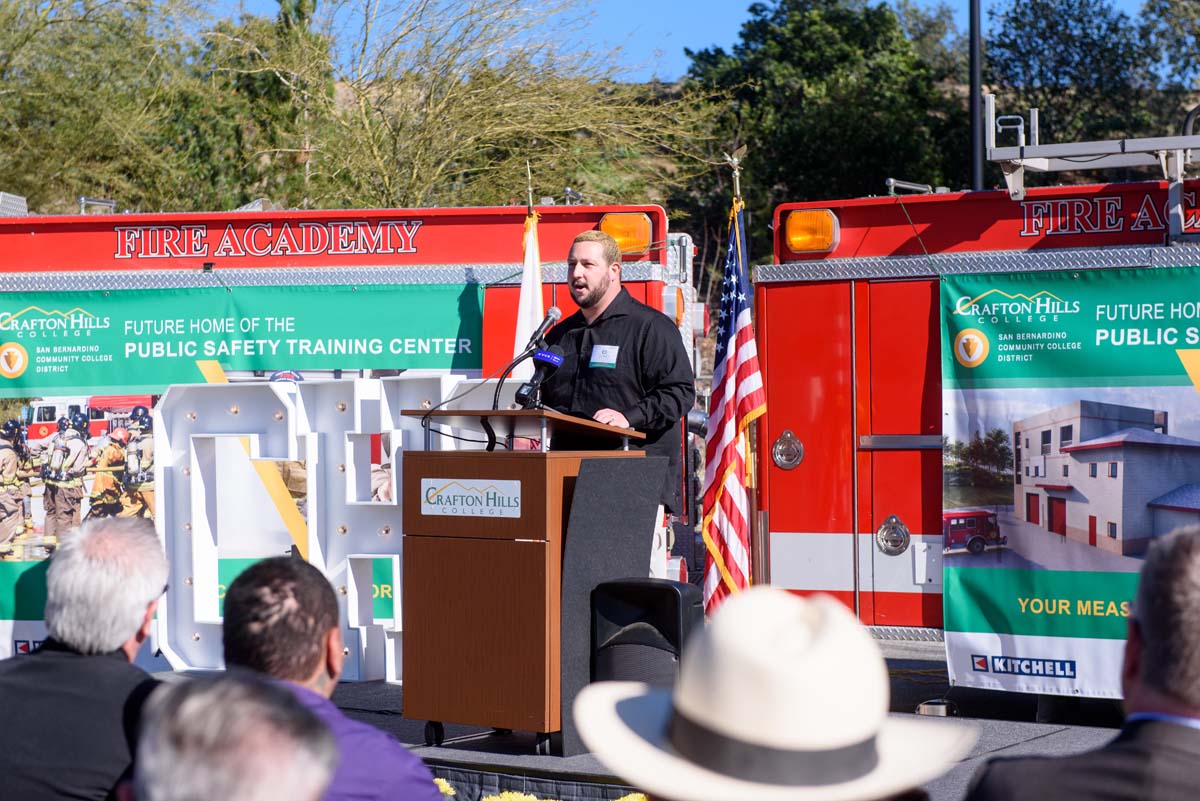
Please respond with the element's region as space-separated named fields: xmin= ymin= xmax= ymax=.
xmin=702 ymin=199 xmax=766 ymax=614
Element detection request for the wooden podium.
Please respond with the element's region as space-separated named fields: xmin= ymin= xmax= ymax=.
xmin=399 ymin=409 xmax=645 ymax=749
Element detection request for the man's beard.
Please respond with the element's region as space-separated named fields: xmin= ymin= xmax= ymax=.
xmin=573 ymin=273 xmax=610 ymax=309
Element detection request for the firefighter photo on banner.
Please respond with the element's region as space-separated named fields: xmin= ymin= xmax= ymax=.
xmin=942 ymin=265 xmax=1200 ymax=698
xmin=0 ymin=281 xmax=485 ymax=657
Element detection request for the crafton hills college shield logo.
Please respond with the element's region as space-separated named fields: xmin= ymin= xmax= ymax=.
xmin=0 ymin=342 xmax=29 ymax=379
xmin=953 ymin=328 xmax=989 ymax=369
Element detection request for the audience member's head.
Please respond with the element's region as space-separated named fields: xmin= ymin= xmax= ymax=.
xmin=133 ymin=672 xmax=337 ymax=801
xmin=223 ymin=556 xmax=342 ymax=694
xmin=1123 ymin=526 xmax=1200 ymax=713
xmin=575 ymin=587 xmax=975 ymax=801
xmin=45 ymin=517 xmax=168 ymax=659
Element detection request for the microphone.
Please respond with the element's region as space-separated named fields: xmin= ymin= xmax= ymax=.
xmin=492 ymin=308 xmax=563 ymax=412
xmin=524 ymin=306 xmax=562 ymax=350
xmin=515 ymin=345 xmax=565 ymax=409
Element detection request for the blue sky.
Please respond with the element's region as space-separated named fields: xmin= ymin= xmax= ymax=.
xmin=584 ymin=0 xmax=1148 ymax=82
xmin=223 ymin=0 xmax=1148 ymax=83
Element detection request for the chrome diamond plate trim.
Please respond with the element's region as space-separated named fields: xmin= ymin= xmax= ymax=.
xmin=0 ymin=192 xmax=28 ymax=217
xmin=869 ymin=625 xmax=944 ymax=642
xmin=1 ymin=261 xmax=664 ymax=292
xmin=756 ymin=244 xmax=1200 ymax=282
xmin=666 ymin=232 xmax=695 ymax=285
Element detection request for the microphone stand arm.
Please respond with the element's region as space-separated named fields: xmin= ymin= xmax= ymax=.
xmin=492 ymin=344 xmax=539 ymax=411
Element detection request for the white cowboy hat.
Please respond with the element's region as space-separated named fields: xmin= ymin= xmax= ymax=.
xmin=574 ymin=588 xmax=976 ymax=801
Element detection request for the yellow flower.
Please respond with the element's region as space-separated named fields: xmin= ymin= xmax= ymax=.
xmin=434 ymin=778 xmax=457 ymax=797
xmin=479 ymin=793 xmax=543 ymax=801
xmin=614 ymin=795 xmax=648 ymax=801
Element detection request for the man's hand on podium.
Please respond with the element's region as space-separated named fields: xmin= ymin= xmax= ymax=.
xmin=592 ymin=408 xmax=630 ymax=429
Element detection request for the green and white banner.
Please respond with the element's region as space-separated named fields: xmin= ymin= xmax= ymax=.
xmin=0 ymin=283 xmax=483 ymax=396
xmin=942 ymin=266 xmax=1200 ymax=697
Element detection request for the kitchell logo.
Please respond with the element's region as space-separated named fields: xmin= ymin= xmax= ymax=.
xmin=971 ymin=654 xmax=1077 ymax=678
xmin=421 ymin=478 xmax=522 ymax=518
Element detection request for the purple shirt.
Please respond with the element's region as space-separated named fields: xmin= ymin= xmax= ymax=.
xmin=287 ymin=683 xmax=442 ymax=801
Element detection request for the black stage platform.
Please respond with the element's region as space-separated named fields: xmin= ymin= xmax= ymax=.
xmin=331 ymin=641 xmax=1124 ymax=801
xmin=331 ymin=681 xmax=636 ymax=801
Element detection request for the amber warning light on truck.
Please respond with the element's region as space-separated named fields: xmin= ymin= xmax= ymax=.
xmin=783 ymin=209 xmax=839 ymax=253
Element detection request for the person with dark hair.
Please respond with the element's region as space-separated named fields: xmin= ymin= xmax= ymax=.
xmin=222 ymin=557 xmax=441 ymax=801
xmin=965 ymin=526 xmax=1200 ymax=801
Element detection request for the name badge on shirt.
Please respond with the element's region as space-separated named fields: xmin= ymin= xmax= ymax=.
xmin=589 ymin=344 xmax=620 ymax=369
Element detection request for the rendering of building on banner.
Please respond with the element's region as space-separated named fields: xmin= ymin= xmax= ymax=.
xmin=1013 ymin=400 xmax=1200 ymax=555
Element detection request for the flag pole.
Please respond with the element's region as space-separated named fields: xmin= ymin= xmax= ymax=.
xmin=701 ymin=141 xmax=767 ymax=614
xmin=512 ymin=162 xmax=544 ymax=380
xmin=721 ymin=144 xmax=766 ymax=586
xmin=526 ymin=160 xmax=534 ymax=215
xmin=723 ymin=144 xmax=746 ymax=202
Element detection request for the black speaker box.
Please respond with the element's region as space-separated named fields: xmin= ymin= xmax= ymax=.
xmin=591 ymin=578 xmax=704 ymax=687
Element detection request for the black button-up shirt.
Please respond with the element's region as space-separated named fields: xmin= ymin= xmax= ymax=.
xmin=542 ymin=287 xmax=696 ymax=511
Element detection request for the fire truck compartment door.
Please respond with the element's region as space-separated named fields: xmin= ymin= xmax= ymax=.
xmin=758 ymin=281 xmax=856 ymax=613
xmin=858 ymin=279 xmax=943 ymax=629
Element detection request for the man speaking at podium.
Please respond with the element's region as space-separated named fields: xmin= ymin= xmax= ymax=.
xmin=541 ymin=230 xmax=695 ymax=571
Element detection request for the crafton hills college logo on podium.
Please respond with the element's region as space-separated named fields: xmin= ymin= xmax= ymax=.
xmin=420 ymin=478 xmax=522 ymax=518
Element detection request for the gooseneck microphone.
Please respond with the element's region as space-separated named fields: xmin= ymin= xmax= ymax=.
xmin=524 ymin=306 xmax=562 ymax=350
xmin=493 ymin=306 xmax=564 ymax=411
xmin=515 ymin=345 xmax=565 ymax=409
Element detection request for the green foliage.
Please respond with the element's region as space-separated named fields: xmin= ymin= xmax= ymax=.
xmin=1 ymin=0 xmax=1192 ymax=265
xmin=0 ymin=0 xmax=713 ymax=214
xmin=1139 ymin=0 xmax=1200 ymax=98
xmin=0 ymin=399 xmax=30 ymax=423
xmin=986 ymin=0 xmax=1160 ymax=147
xmin=0 ymin=0 xmax=203 ymax=212
xmin=894 ymin=0 xmax=965 ymax=83
xmin=295 ymin=0 xmax=716 ymax=210
xmin=161 ymin=10 xmax=335 ymax=209
xmin=945 ymin=424 xmax=1012 ymax=474
xmin=676 ymin=0 xmax=967 ymax=291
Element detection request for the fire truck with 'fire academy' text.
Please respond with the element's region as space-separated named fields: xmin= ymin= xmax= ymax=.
xmin=754 ymin=98 xmax=1200 ymax=671
xmin=758 ymin=179 xmax=1200 ymax=630
xmin=0 ymin=202 xmax=707 ymax=551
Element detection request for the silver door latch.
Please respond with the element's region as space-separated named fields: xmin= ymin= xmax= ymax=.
xmin=876 ymin=514 xmax=911 ymax=556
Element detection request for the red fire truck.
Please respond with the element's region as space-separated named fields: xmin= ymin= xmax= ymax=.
xmin=942 ymin=510 xmax=1006 ymax=556
xmin=21 ymin=394 xmax=157 ymax=441
xmin=756 ymin=174 xmax=1200 ymax=631
xmin=0 ymin=203 xmax=705 ymax=527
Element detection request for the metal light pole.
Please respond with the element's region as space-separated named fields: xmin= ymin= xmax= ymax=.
xmin=970 ymin=0 xmax=983 ymax=190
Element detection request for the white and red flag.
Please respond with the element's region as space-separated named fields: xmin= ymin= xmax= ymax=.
xmin=702 ymin=198 xmax=766 ymax=614
xmin=510 ymin=208 xmax=544 ymax=380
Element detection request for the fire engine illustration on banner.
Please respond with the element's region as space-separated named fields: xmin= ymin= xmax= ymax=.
xmin=942 ymin=265 xmax=1200 ymax=697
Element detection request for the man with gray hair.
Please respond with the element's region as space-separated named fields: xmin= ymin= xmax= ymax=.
xmin=0 ymin=517 xmax=167 ymax=800
xmin=965 ymin=526 xmax=1200 ymax=801
xmin=130 ymin=672 xmax=338 ymax=801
